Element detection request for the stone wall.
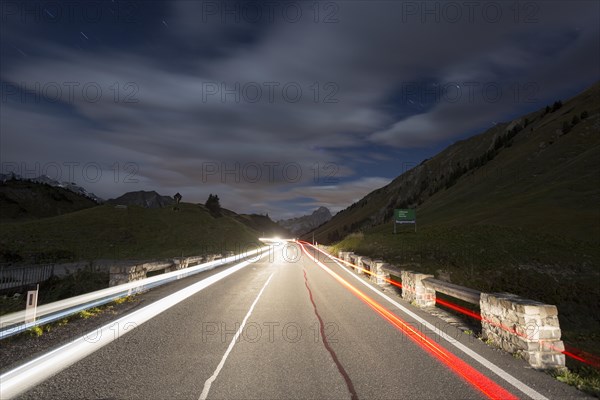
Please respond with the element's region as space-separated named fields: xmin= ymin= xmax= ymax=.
xmin=480 ymin=293 xmax=565 ymax=369
xmin=108 ymin=254 xmax=223 ymax=287
xmin=338 ymin=251 xmax=360 ymax=274
xmin=109 ymin=264 xmax=148 ymax=287
xmin=338 ymin=252 xmax=390 ymax=288
xmin=108 ymin=260 xmax=171 ymax=286
xmin=335 ymin=249 xmax=565 ymax=370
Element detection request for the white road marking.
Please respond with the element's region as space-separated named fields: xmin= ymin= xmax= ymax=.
xmin=199 ymin=273 xmax=274 ymax=400
xmin=308 ymin=245 xmax=549 ymax=400
xmin=0 ymin=252 xmax=269 ymax=400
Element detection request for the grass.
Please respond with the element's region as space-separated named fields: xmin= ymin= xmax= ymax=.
xmin=77 ymin=307 xmax=102 ymax=319
xmin=27 ymin=326 xmax=43 ymax=337
xmin=0 ymin=203 xmax=263 ymax=263
xmin=5 ymin=295 xmax=137 ymax=341
xmin=551 ymin=367 xmax=600 ymax=398
xmin=113 ymin=295 xmax=133 ymax=305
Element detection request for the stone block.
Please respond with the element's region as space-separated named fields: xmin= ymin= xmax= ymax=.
xmin=372 ymin=261 xmax=389 ymax=286
xmin=480 ymin=292 xmax=565 ymax=369
xmin=360 ymin=257 xmax=372 ymax=271
xmin=356 ymin=256 xmax=365 ymax=275
xmin=401 ymin=271 xmax=435 ymax=307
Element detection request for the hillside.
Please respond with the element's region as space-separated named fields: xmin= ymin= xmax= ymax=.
xmin=278 ymin=207 xmax=332 ymax=236
xmin=0 ymin=179 xmax=98 ymax=222
xmin=309 ymin=82 xmax=600 ymax=244
xmin=305 ymin=82 xmax=600 ymax=353
xmin=0 ymin=203 xmax=263 ymax=263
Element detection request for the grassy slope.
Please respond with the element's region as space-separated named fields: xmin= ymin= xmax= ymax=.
xmin=0 ymin=203 xmax=262 ymax=262
xmin=309 ymin=82 xmax=600 ymax=244
xmin=317 ymin=83 xmax=600 ymax=355
xmin=417 ymin=88 xmax=600 ymax=236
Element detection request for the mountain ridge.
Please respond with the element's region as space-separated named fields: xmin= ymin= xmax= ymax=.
xmin=278 ymin=206 xmax=332 ymax=236
xmin=0 ymin=173 xmax=103 ymax=202
xmin=0 ymin=178 xmax=99 ymax=222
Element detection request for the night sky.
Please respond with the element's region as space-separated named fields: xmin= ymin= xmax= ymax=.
xmin=1 ymin=0 xmax=599 ymax=219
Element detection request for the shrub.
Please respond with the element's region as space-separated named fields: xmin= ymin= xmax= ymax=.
xmin=205 ymin=194 xmax=222 ymax=217
xmin=28 ymin=326 xmax=43 ymax=337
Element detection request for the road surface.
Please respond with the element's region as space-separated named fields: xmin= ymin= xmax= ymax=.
xmin=4 ymin=242 xmax=589 ymax=399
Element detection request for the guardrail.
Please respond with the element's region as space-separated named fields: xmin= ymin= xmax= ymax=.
xmin=0 ymin=247 xmax=269 ymax=340
xmin=421 ymin=278 xmax=481 ymax=305
xmin=333 ymin=249 xmax=565 ymax=370
xmin=0 ymin=254 xmax=230 ymax=295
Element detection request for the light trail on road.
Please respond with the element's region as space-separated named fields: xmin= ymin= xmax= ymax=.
xmin=0 ymin=252 xmax=270 ymax=400
xmin=299 ymin=242 xmax=520 ymax=400
xmin=308 ymin=242 xmax=600 ymax=369
xmin=1 ymin=239 xmax=585 ymax=399
xmin=0 ymin=247 xmax=270 ymax=340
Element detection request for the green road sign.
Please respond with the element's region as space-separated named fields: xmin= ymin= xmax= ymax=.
xmin=395 ymin=209 xmax=416 ymax=222
xmin=394 ymin=209 xmax=416 ymax=233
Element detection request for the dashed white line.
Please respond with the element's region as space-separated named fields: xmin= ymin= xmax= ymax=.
xmin=199 ymin=272 xmax=275 ymax=400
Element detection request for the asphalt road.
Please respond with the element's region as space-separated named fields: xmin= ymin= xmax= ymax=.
xmin=7 ymin=242 xmax=590 ymax=399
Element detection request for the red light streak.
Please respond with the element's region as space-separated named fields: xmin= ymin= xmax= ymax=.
xmin=302 ymin=242 xmax=600 ymax=369
xmin=561 ymin=346 xmax=600 ymax=369
xmin=435 ymin=298 xmax=482 ymax=321
xmin=299 ymin=242 xmax=518 ymax=400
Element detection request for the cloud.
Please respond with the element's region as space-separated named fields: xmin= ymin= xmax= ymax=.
xmin=1 ymin=0 xmax=598 ymax=217
xmin=232 ymin=176 xmax=393 ymax=219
